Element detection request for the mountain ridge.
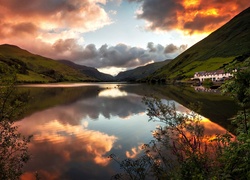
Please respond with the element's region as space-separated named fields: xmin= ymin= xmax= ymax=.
xmin=148 ymin=7 xmax=250 ymax=81
xmin=0 ymin=44 xmax=97 ymax=83
xmin=0 ymin=43 xmax=171 ymax=83
xmin=58 ymin=60 xmax=115 ymax=81
xmin=116 ymin=59 xmax=172 ymax=82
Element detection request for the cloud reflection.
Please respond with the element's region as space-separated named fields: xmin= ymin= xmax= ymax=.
xmin=17 ymin=84 xmax=234 ymax=179
xmin=18 ymin=118 xmax=117 ymax=179
xmin=98 ymin=88 xmax=128 ymax=97
xmin=173 ymin=102 xmax=229 ymax=136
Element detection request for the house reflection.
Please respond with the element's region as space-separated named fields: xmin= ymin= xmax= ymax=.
xmin=193 ymin=86 xmax=220 ymax=93
xmin=15 ymin=84 xmax=234 ymax=180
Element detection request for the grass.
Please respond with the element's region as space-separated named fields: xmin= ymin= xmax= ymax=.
xmin=17 ymin=71 xmax=52 ymax=83
xmin=173 ymin=57 xmax=235 ymax=78
xmin=150 ymin=7 xmax=250 ymax=80
xmin=0 ymin=44 xmax=96 ymax=83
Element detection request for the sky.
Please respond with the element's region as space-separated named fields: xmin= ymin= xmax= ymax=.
xmin=0 ymin=0 xmax=249 ymax=75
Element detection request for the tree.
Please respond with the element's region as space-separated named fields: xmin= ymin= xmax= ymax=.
xmin=0 ymin=74 xmax=32 ymax=179
xmin=221 ymin=68 xmax=250 ymax=134
xmin=220 ymin=68 xmax=250 ymax=179
xmin=110 ymin=97 xmax=227 ymax=179
xmin=111 ymin=69 xmax=250 ymax=179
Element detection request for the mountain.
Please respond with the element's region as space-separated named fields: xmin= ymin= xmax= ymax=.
xmin=115 ymin=59 xmax=171 ymax=82
xmin=59 ymin=60 xmax=115 ymax=82
xmin=149 ymin=7 xmax=250 ymax=81
xmin=0 ymin=44 xmax=96 ymax=83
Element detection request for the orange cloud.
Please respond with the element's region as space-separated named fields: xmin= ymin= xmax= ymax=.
xmin=0 ymin=0 xmax=118 ymax=68
xmin=0 ymin=0 xmax=111 ymax=32
xmin=0 ymin=0 xmax=112 ymax=53
xmin=126 ymin=146 xmax=142 ymax=158
xmin=133 ymin=0 xmax=250 ymax=34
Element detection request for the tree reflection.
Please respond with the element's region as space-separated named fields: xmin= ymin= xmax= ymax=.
xmin=15 ymin=84 xmax=237 ymax=179
xmin=110 ymin=97 xmax=235 ymax=179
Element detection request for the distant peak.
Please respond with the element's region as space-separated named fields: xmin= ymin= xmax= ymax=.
xmin=0 ymin=44 xmax=21 ymax=48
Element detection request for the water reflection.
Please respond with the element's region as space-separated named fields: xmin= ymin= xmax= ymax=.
xmin=16 ymin=84 xmax=234 ymax=179
xmin=98 ymin=88 xmax=127 ymax=97
xmin=193 ymin=86 xmax=220 ymax=93
xmin=18 ymin=109 xmax=118 ymax=179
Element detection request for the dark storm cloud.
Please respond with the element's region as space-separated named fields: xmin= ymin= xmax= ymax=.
xmin=0 ymin=0 xmax=98 ymax=17
xmin=52 ymin=39 xmax=187 ymax=68
xmin=137 ymin=0 xmax=183 ymax=30
xmin=128 ymin=0 xmax=250 ymax=33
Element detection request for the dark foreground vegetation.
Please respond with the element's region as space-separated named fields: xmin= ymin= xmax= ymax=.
xmin=0 ymin=75 xmax=32 ymax=179
xmin=110 ymin=68 xmax=250 ymax=179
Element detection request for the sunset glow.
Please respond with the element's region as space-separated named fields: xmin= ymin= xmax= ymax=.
xmin=183 ymin=0 xmax=199 ymax=8
xmin=0 ymin=0 xmax=249 ymax=74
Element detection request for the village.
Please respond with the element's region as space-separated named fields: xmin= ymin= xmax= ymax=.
xmin=192 ymin=69 xmax=235 ymax=82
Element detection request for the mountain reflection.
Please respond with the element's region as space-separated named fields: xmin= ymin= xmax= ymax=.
xmin=16 ymin=84 xmax=235 ymax=180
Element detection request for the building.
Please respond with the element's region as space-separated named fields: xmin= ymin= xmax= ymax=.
xmin=193 ymin=69 xmax=234 ymax=82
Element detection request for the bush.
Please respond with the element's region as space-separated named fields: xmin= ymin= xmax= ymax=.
xmin=0 ymin=74 xmax=32 ymax=179
xmin=111 ymin=89 xmax=250 ymax=179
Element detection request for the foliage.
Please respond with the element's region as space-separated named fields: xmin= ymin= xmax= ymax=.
xmin=111 ymin=70 xmax=250 ymax=179
xmin=0 ymin=74 xmax=32 ymax=179
xmin=110 ymin=97 xmax=226 ymax=179
xmin=0 ymin=75 xmax=30 ymax=121
xmin=219 ymin=68 xmax=250 ymax=179
xmin=0 ymin=120 xmax=32 ymax=180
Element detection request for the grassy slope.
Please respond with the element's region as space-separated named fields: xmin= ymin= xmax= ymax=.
xmin=150 ymin=7 xmax=250 ymax=80
xmin=116 ymin=59 xmax=171 ymax=81
xmin=59 ymin=60 xmax=115 ymax=81
xmin=0 ymin=44 xmax=96 ymax=83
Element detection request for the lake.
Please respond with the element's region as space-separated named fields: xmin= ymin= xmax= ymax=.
xmin=16 ymin=83 xmax=237 ymax=180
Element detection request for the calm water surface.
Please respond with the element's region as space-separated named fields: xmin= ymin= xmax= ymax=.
xmin=16 ymin=83 xmax=236 ymax=180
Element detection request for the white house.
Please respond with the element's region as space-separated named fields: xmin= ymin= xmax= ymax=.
xmin=193 ymin=69 xmax=234 ymax=82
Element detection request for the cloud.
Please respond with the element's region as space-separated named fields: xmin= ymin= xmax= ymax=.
xmin=0 ymin=0 xmax=112 ymax=46
xmin=126 ymin=146 xmax=142 ymax=158
xmin=129 ymin=0 xmax=250 ymax=33
xmin=164 ymin=44 xmax=188 ymax=54
xmin=0 ymin=0 xmax=190 ymax=73
xmin=48 ymin=39 xmax=187 ymax=69
xmin=0 ymin=36 xmax=186 ymax=72
xmin=0 ymin=0 xmax=112 ymax=33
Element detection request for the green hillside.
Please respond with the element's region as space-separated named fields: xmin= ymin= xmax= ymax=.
xmin=115 ymin=59 xmax=171 ymax=82
xmin=149 ymin=7 xmax=250 ymax=81
xmin=59 ymin=60 xmax=115 ymax=81
xmin=0 ymin=44 xmax=96 ymax=83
